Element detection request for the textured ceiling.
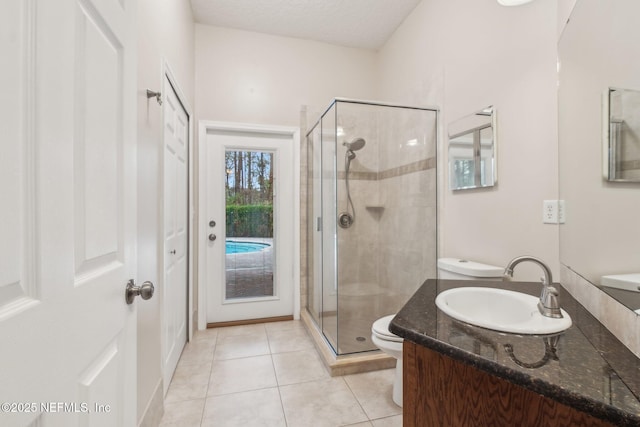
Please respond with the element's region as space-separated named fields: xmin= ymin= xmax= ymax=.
xmin=190 ymin=0 xmax=422 ymax=50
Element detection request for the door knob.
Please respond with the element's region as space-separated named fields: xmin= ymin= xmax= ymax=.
xmin=208 ymin=234 xmax=217 ymax=241
xmin=125 ymin=279 xmax=155 ymax=305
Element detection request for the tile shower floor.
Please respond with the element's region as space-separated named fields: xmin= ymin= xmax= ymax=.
xmin=159 ymin=320 xmax=402 ymax=427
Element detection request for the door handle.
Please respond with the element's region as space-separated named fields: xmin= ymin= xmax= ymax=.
xmin=208 ymin=234 xmax=217 ymax=241
xmin=125 ymin=279 xmax=155 ymax=305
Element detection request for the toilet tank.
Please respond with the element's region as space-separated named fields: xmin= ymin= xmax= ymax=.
xmin=438 ymin=258 xmax=504 ymax=280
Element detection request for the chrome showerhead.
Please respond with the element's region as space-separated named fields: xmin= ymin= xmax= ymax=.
xmin=343 ymin=137 xmax=366 ymax=152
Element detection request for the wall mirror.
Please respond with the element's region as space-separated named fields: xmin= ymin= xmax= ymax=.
xmin=447 ymin=106 xmax=497 ymax=190
xmin=558 ymin=0 xmax=640 ymax=312
xmin=603 ymin=87 xmax=640 ymax=182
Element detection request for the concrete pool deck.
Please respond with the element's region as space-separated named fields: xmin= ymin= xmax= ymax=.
xmin=225 ymin=237 xmax=274 ymax=299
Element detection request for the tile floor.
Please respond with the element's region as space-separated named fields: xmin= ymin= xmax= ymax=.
xmin=159 ymin=320 xmax=402 ymax=427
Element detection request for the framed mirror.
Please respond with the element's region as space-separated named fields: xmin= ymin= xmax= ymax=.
xmin=603 ymin=87 xmax=640 ymax=182
xmin=558 ymin=0 xmax=640 ymax=312
xmin=447 ymin=106 xmax=497 ymax=191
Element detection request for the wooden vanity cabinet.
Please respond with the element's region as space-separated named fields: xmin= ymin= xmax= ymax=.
xmin=402 ymin=341 xmax=614 ymax=427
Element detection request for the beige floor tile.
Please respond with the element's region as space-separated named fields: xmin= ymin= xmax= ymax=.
xmin=344 ymin=369 xmax=401 ymax=420
xmin=280 ymin=377 xmax=368 ymax=427
xmin=159 ymin=398 xmax=205 ymax=427
xmin=216 ymin=323 xmax=267 ymax=340
xmin=165 ymin=380 xmax=209 ymax=403
xmin=201 ymin=387 xmax=286 ymax=427
xmin=272 ymin=349 xmax=329 ymax=385
xmin=264 ymin=319 xmax=306 ymax=333
xmin=192 ymin=328 xmax=219 ymax=345
xmin=158 ymin=320 xmax=403 ymax=427
xmin=179 ymin=342 xmax=216 ymax=366
xmin=371 ymin=415 xmax=403 ymax=427
xmin=172 ymin=361 xmax=212 ymax=384
xmin=267 ymin=327 xmax=314 ymax=354
xmin=214 ymin=333 xmax=270 ymax=360
xmin=208 ymin=354 xmax=277 ymax=396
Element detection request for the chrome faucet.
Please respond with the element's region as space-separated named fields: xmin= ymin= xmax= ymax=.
xmin=503 ymin=256 xmax=563 ymax=319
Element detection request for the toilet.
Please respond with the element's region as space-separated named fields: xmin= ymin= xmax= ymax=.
xmin=437 ymin=257 xmax=505 ymax=281
xmin=371 ymin=315 xmax=404 ymax=406
xmin=371 ymin=258 xmax=503 ymax=407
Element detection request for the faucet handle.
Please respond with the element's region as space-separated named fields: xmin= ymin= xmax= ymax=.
xmin=539 ymin=286 xmax=563 ymax=318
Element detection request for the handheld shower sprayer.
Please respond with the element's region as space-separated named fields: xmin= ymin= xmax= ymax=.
xmin=343 ymin=138 xmax=366 ymax=160
xmin=339 ymin=138 xmax=366 ymax=229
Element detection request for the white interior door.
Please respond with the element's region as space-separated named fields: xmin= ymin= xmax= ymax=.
xmin=201 ymin=124 xmax=295 ymax=324
xmin=162 ymin=75 xmax=188 ymax=393
xmin=0 ymin=0 xmax=138 ymax=425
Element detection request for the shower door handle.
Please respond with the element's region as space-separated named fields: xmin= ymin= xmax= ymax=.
xmin=316 ymin=217 xmax=322 ymax=232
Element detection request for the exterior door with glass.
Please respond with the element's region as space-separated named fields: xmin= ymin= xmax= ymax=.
xmin=201 ymin=123 xmax=295 ymax=324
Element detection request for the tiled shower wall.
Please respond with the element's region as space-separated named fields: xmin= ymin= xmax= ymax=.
xmin=336 ymin=106 xmax=380 ymax=294
xmin=377 ymin=106 xmax=437 ymax=304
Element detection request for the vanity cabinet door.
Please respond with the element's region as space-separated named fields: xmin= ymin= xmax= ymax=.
xmin=402 ymin=341 xmax=614 ymax=427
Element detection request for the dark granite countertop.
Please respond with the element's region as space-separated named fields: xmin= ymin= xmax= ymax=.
xmin=602 ymin=286 xmax=640 ymax=313
xmin=389 ymin=279 xmax=640 ymax=427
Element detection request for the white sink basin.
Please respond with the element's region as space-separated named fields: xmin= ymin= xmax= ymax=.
xmin=435 ymin=287 xmax=572 ymax=335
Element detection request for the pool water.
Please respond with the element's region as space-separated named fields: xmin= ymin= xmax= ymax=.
xmin=225 ymin=240 xmax=270 ymax=254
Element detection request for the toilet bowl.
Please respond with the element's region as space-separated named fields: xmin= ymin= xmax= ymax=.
xmin=371 ymin=315 xmax=404 ymax=407
xmin=372 ymin=258 xmax=504 ymax=407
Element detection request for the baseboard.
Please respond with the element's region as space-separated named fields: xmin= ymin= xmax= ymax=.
xmin=207 ymin=315 xmax=294 ymax=329
xmin=138 ymin=379 xmax=164 ymax=427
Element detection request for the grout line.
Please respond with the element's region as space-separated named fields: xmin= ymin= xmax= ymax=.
xmin=340 ymin=376 xmax=371 ymax=422
xmin=200 ymin=338 xmax=217 ymax=426
xmin=167 ymin=320 xmax=399 ymax=426
xmin=269 ymin=350 xmax=291 ymax=427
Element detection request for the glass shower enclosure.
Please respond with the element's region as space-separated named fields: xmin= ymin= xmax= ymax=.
xmin=305 ymin=99 xmax=438 ymax=355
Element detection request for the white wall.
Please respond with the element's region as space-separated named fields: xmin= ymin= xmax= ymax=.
xmin=193 ymin=0 xmax=561 ymax=282
xmin=194 ymin=25 xmax=378 ymax=127
xmin=137 ymin=0 xmax=194 ymax=424
xmin=557 ymin=0 xmax=577 ymax=38
xmin=376 ymin=0 xmax=560 ymax=280
xmin=194 ymin=25 xmax=379 ymax=323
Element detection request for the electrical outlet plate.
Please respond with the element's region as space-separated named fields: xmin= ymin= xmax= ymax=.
xmin=543 ymin=200 xmax=559 ymax=224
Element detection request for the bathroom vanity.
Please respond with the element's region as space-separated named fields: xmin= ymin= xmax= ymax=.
xmin=390 ymin=279 xmax=640 ymax=427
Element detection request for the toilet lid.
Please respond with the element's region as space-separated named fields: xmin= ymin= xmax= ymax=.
xmin=372 ymin=315 xmax=403 ymax=342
